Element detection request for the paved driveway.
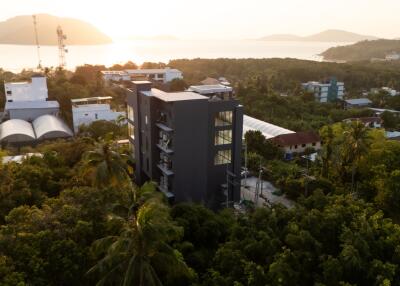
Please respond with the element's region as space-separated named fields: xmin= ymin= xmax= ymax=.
xmin=241 ymin=177 xmax=294 ymax=208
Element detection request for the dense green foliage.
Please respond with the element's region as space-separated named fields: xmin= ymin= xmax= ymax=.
xmin=2 ymin=59 xmax=400 ymax=285
xmin=321 ymin=39 xmax=400 ymax=61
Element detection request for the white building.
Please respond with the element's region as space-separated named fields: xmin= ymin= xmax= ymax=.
xmin=4 ymin=75 xmax=48 ymax=104
xmin=125 ymin=68 xmax=183 ymax=83
xmin=302 ymin=80 xmax=344 ymax=103
xmin=382 ymin=87 xmax=399 ymax=96
xmin=385 ymin=53 xmax=400 ymax=61
xmin=344 ymin=98 xmax=372 ymax=109
xmin=71 ymin=96 xmax=125 ymax=133
xmin=101 ymin=71 xmax=131 ymax=82
xmin=3 ymin=75 xmax=60 ymax=121
xmin=343 ymin=117 xmax=382 ymax=129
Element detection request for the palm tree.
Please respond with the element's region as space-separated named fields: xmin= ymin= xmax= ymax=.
xmin=88 ymin=183 xmax=190 ymax=286
xmin=344 ymin=121 xmax=370 ymax=192
xmin=83 ymin=140 xmax=129 ymax=188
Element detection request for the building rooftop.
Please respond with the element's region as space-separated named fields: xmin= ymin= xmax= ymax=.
xmin=271 ymin=131 xmax=321 ymax=146
xmin=369 ymin=107 xmax=400 ymax=114
xmin=344 ymin=117 xmax=382 ymax=124
xmin=243 ymin=115 xmax=294 ymax=139
xmin=71 ymin=96 xmax=113 ymax=103
xmin=5 ymin=100 xmax=59 ymax=110
xmin=188 ymin=84 xmax=233 ymax=95
xmin=101 ymin=71 xmax=129 ymax=75
xmin=345 ymin=98 xmax=372 ymax=105
xmin=126 ymin=68 xmax=181 ymax=74
xmin=142 ymin=88 xmax=208 ymax=102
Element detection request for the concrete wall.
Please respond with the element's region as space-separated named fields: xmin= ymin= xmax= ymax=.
xmin=72 ymin=104 xmax=125 ymax=132
xmin=9 ymin=107 xmax=59 ymax=121
xmin=5 ymin=77 xmax=48 ymax=102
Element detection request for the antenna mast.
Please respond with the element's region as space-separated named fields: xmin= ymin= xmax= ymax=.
xmin=57 ymin=25 xmax=68 ymax=68
xmin=32 ymin=15 xmax=42 ymax=69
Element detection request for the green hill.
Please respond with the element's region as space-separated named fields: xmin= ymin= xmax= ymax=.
xmin=321 ymin=39 xmax=400 ymax=61
xmin=0 ymin=14 xmax=112 ymax=45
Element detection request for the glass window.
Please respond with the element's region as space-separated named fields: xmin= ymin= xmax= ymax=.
xmin=214 ymin=149 xmax=231 ymax=165
xmin=127 ymin=105 xmax=134 ymax=122
xmin=128 ymin=122 xmax=135 ymax=140
xmin=215 ymin=129 xmax=232 ymax=145
xmin=6 ymin=90 xmax=11 ymax=95
xmin=215 ymin=111 xmax=233 ymax=126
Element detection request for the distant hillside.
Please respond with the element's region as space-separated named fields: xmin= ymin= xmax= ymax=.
xmin=127 ymin=35 xmax=179 ymax=41
xmin=258 ymin=29 xmax=378 ymax=42
xmin=321 ymin=39 xmax=400 ymax=61
xmin=0 ymin=14 xmax=112 ymax=45
xmin=259 ymin=34 xmax=301 ymax=41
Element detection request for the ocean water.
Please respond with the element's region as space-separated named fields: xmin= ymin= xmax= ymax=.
xmin=0 ymin=40 xmax=347 ymax=72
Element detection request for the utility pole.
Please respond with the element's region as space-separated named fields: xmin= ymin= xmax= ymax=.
xmin=255 ymin=161 xmax=263 ymax=206
xmin=243 ymin=142 xmax=248 ymax=188
xmin=57 ymin=25 xmax=68 ymax=68
xmin=32 ymin=15 xmax=42 ymax=70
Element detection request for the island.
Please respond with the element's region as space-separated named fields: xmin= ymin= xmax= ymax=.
xmin=258 ymin=29 xmax=378 ymax=43
xmin=0 ymin=14 xmax=112 ymax=45
xmin=321 ymin=39 xmax=400 ymax=62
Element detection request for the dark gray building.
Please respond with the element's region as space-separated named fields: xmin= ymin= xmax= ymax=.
xmin=126 ymin=81 xmax=243 ymax=208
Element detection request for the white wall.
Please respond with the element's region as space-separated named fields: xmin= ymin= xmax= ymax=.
xmin=164 ymin=70 xmax=183 ymax=83
xmin=72 ymin=104 xmax=126 ymax=133
xmin=283 ymin=141 xmax=322 ymax=155
xmin=4 ymin=76 xmax=48 ymax=103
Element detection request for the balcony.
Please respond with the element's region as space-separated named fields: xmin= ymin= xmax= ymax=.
xmin=156 ymin=123 xmax=173 ymax=132
xmin=157 ymin=163 xmax=174 ymax=176
xmin=157 ymin=184 xmax=175 ymax=199
xmin=157 ymin=143 xmax=173 ymax=154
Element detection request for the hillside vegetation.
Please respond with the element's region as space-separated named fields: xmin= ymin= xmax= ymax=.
xmin=321 ymin=39 xmax=400 ymax=61
xmin=0 ymin=14 xmax=112 ymax=45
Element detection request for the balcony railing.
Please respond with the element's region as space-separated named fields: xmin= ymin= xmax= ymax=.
xmin=157 ymin=163 xmax=174 ymax=176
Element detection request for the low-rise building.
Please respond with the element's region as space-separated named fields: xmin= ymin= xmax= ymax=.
xmin=101 ymin=71 xmax=131 ymax=82
xmin=200 ymin=77 xmax=231 ymax=86
xmin=302 ymin=78 xmax=344 ymax=103
xmin=4 ymin=74 xmax=48 ymax=103
xmin=3 ymin=74 xmax=59 ymax=121
xmin=71 ymin=96 xmax=125 ymax=133
xmin=385 ymin=53 xmax=400 ymax=61
xmin=344 ymin=98 xmax=372 ymax=109
xmin=126 ymin=68 xmax=183 ymax=83
xmin=270 ymin=131 xmax=322 ymax=160
xmin=343 ymin=117 xmax=382 ymax=128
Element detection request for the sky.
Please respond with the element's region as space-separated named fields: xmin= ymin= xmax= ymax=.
xmin=1 ymin=0 xmax=400 ymax=40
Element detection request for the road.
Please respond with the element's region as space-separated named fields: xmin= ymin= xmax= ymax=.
xmin=241 ymin=177 xmax=295 ymax=208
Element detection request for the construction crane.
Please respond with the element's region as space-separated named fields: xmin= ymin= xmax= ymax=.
xmin=32 ymin=15 xmax=42 ymax=69
xmin=57 ymin=25 xmax=68 ymax=68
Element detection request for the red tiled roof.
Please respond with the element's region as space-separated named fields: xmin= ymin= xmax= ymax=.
xmin=271 ymin=131 xmax=321 ymax=147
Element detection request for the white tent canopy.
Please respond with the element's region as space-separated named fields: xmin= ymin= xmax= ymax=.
xmin=32 ymin=114 xmax=73 ymax=140
xmin=0 ymin=119 xmax=36 ymax=143
xmin=243 ymin=115 xmax=294 ymax=139
xmin=0 ymin=115 xmax=73 ymax=143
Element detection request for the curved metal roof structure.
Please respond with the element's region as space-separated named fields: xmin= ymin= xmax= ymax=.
xmin=32 ymin=114 xmax=73 ymax=140
xmin=243 ymin=115 xmax=295 ymax=139
xmin=0 ymin=119 xmax=36 ymax=143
